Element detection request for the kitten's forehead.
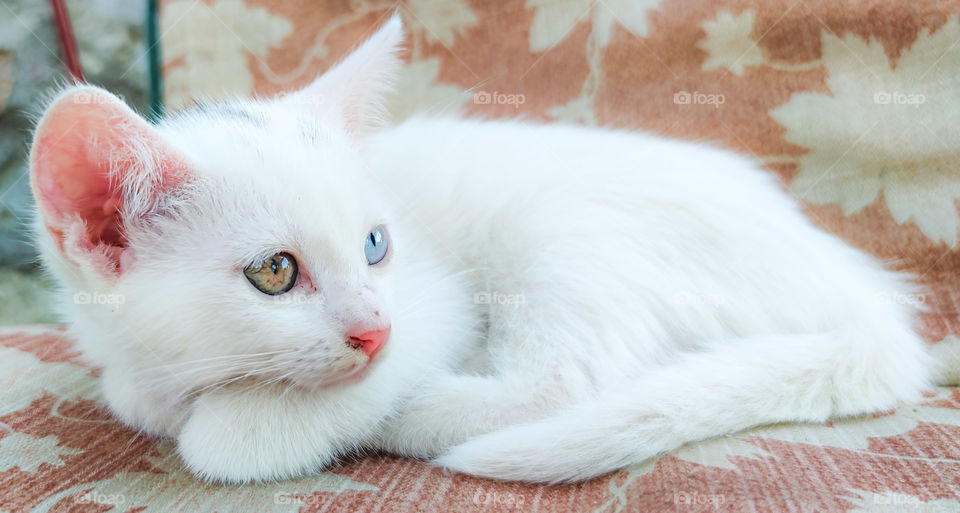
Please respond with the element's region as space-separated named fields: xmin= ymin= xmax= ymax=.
xmin=190 ymin=102 xmax=269 ymax=128
xmin=162 ymin=99 xmax=363 ymax=192
xmin=162 ymin=100 xmax=342 ymax=161
xmin=153 ymin=100 xmax=384 ymax=266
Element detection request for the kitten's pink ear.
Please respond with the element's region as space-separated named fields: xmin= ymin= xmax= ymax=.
xmin=30 ymin=86 xmax=190 ymax=275
xmin=287 ymin=14 xmax=404 ymax=134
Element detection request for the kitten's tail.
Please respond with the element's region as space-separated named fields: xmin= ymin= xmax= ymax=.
xmin=434 ymin=324 xmax=933 ymax=483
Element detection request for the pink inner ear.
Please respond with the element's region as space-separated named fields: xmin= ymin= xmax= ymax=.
xmin=30 ymin=88 xmax=188 ymax=269
xmin=33 ymin=123 xmax=123 ymax=252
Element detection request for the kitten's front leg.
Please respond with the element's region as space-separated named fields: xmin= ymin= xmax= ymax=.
xmin=176 ymin=382 xmax=367 ymax=483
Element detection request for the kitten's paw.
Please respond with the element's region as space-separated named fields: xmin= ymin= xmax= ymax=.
xmin=177 ymin=391 xmax=334 ymax=483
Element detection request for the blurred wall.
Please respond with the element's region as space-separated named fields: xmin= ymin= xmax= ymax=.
xmin=0 ymin=0 xmax=148 ymax=270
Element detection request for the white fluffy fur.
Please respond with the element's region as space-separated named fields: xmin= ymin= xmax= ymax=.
xmin=31 ymin=16 xmax=934 ymax=484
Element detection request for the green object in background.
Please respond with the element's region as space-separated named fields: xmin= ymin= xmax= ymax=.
xmin=146 ymin=0 xmax=163 ymax=122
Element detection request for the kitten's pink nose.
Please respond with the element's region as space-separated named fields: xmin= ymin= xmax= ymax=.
xmin=346 ymin=326 xmax=390 ymax=358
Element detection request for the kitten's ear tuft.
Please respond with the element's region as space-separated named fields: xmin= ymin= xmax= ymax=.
xmin=288 ymin=14 xmax=405 ymax=135
xmin=30 ymin=86 xmax=190 ymax=276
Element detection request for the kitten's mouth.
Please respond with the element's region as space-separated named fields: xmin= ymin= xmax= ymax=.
xmin=315 ymin=357 xmax=377 ymax=388
xmin=285 ymin=329 xmax=391 ymax=390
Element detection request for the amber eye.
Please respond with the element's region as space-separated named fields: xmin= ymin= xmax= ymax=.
xmin=244 ymin=252 xmax=298 ymax=295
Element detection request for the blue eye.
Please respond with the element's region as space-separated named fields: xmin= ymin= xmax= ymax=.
xmin=364 ymin=225 xmax=389 ymax=265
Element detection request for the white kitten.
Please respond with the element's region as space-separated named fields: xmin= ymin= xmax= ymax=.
xmin=30 ymin=16 xmax=934 ymax=484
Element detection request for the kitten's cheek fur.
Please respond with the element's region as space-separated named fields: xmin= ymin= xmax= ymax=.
xmin=100 ymin=366 xmax=188 ymax=438
xmin=177 ymin=391 xmax=335 ymax=483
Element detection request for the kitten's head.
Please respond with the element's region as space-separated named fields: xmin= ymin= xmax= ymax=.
xmin=29 ymin=16 xmax=406 ymax=428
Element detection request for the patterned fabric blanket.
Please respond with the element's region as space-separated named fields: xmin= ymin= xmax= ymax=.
xmin=1 ymin=328 xmax=958 ymax=511
xmin=4 ymin=0 xmax=960 ymax=511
